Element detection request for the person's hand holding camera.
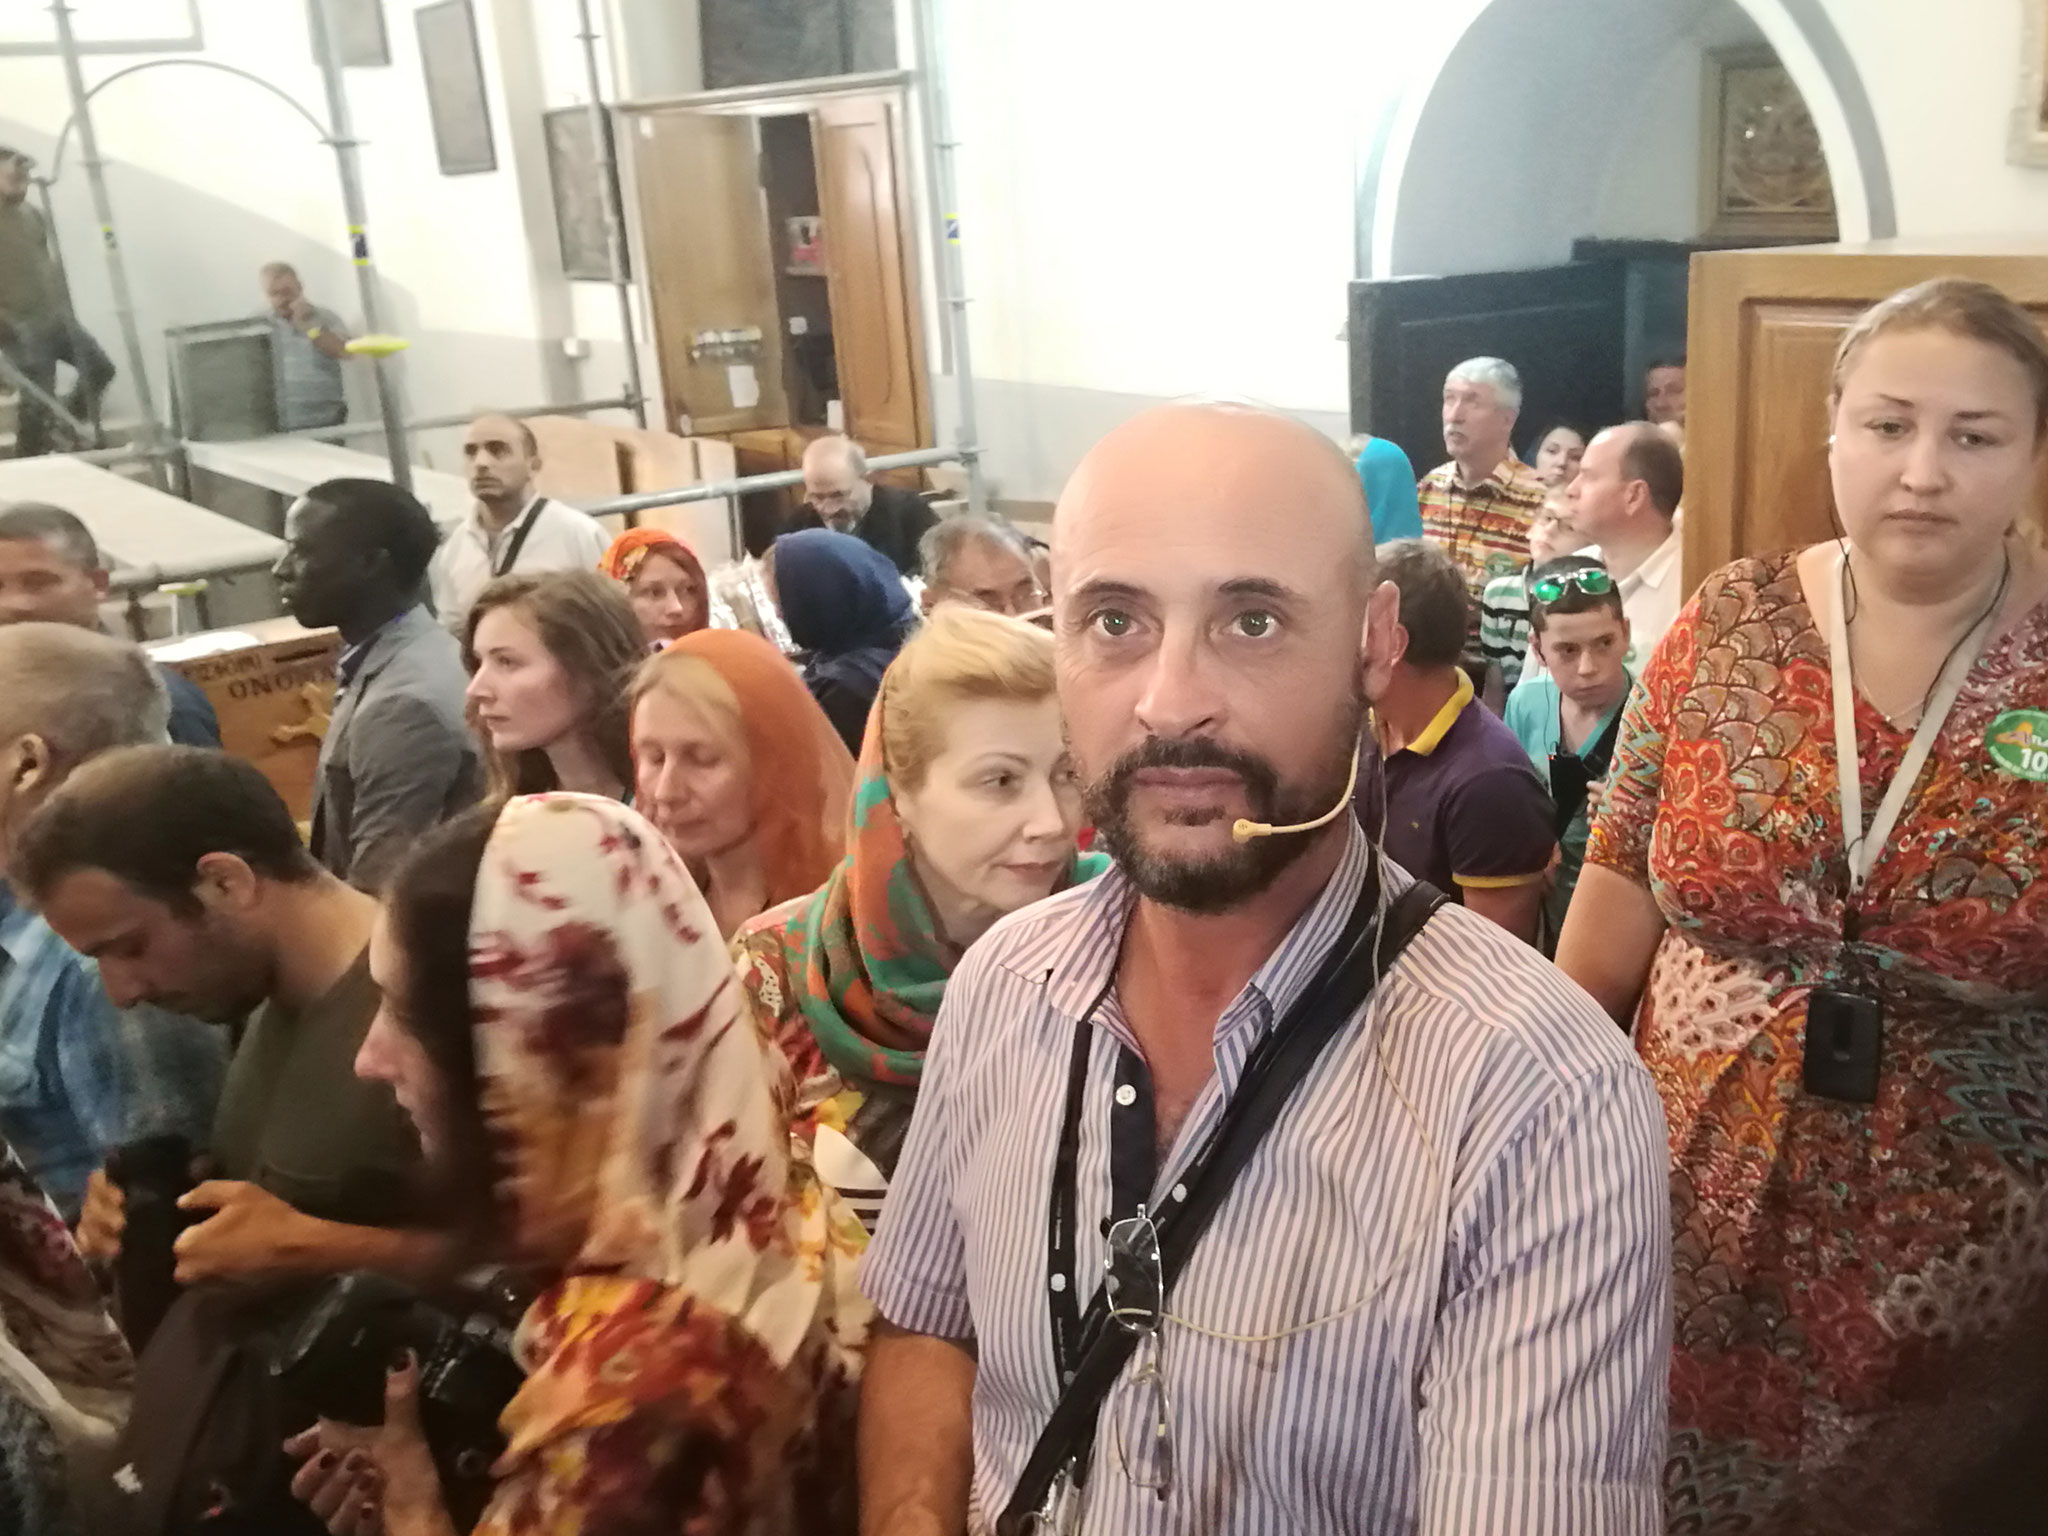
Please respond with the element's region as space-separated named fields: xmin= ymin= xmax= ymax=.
xmin=76 ymin=1168 xmax=126 ymax=1263
xmin=173 ymin=1179 xmax=324 ymax=1285
xmin=286 ymin=1352 xmax=457 ymax=1536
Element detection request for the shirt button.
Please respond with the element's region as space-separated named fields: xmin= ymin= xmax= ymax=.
xmin=1115 ymin=1084 xmax=1137 ymax=1108
xmin=1171 ymin=1184 xmax=1188 ymax=1203
xmin=1049 ymin=1273 xmax=1067 ymax=1293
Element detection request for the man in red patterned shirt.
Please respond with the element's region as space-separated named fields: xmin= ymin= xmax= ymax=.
xmin=1417 ymin=358 xmax=1546 ymax=654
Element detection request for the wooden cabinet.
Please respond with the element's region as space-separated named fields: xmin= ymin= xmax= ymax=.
xmin=1684 ymin=242 xmax=2048 ymax=591
xmin=626 ymin=88 xmax=931 ymax=474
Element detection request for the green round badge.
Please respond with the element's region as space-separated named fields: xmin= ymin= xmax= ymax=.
xmin=1987 ymin=710 xmax=2048 ymax=782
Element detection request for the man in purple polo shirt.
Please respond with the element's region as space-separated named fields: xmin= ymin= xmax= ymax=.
xmin=1359 ymin=540 xmax=1555 ymax=943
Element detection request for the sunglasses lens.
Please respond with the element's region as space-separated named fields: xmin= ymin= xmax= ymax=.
xmin=1106 ymin=1216 xmax=1164 ymax=1332
xmin=1532 ymin=579 xmax=1564 ymax=603
xmin=1581 ymin=570 xmax=1614 ymax=594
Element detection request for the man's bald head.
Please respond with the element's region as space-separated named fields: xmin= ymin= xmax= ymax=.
xmin=802 ymin=435 xmax=875 ymax=530
xmin=0 ymin=623 xmax=168 ymax=866
xmin=1054 ymin=404 xmax=1373 ymax=584
xmin=1051 ymin=404 xmax=1389 ymax=913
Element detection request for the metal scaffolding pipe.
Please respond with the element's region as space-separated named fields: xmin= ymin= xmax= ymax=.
xmin=48 ymin=0 xmax=160 ymax=466
xmin=589 ymin=443 xmax=976 ymax=556
xmin=280 ymin=393 xmax=642 ymax=443
xmin=306 ymin=0 xmax=413 ymax=491
xmin=574 ymin=0 xmax=647 ymax=429
xmin=906 ymin=0 xmax=986 ymax=512
xmin=42 ymin=59 xmax=334 ymax=183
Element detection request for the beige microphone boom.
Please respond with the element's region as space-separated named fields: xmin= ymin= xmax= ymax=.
xmin=1232 ymin=746 xmax=1361 ymax=843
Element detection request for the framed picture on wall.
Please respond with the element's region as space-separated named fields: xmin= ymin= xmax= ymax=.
xmin=543 ymin=106 xmax=628 ymax=281
xmin=416 ymin=0 xmax=497 ymax=176
xmin=1700 ymin=48 xmax=1838 ymax=239
xmin=2014 ymin=0 xmax=2048 ymax=167
xmin=309 ymin=0 xmax=389 ymax=67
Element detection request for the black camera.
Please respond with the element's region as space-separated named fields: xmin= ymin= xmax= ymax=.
xmin=272 ymin=1271 xmax=530 ymax=1529
xmin=106 ymin=1133 xmax=210 ymax=1352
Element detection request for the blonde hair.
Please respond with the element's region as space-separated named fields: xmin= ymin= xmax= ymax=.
xmin=880 ymin=606 xmax=1057 ymax=791
xmin=464 ymin=571 xmax=645 ymax=802
xmin=1831 ymin=277 xmax=2048 ymax=442
xmin=629 ymin=649 xmax=746 ymax=757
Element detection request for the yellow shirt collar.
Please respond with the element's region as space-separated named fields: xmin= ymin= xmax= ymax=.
xmin=1405 ymin=669 xmax=1475 ymax=757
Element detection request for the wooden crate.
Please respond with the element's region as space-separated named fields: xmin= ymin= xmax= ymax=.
xmin=165 ymin=631 xmax=342 ymax=824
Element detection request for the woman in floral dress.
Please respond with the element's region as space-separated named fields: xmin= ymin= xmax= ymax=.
xmin=1558 ymin=278 xmax=2048 ymax=1532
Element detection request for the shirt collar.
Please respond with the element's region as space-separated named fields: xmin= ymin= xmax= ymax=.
xmin=1398 ymin=668 xmax=1475 ymax=758
xmin=1619 ymin=526 xmax=1681 ymax=596
xmin=336 ymin=608 xmax=414 ymax=688
xmin=1039 ymin=816 xmax=1375 ymax=1035
xmin=470 ymin=494 xmax=544 ymax=545
xmin=0 ymin=883 xmax=36 ymax=969
xmin=1454 ymin=456 xmax=1525 ymax=494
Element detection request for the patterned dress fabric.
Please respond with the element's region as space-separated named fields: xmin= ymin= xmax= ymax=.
xmin=1584 ymin=550 xmax=2048 ymax=1534
xmin=466 ymin=795 xmax=871 ymax=1536
xmin=735 ymin=683 xmax=1106 ymax=1224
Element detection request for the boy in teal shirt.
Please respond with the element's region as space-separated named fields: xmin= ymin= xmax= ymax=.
xmin=1504 ymin=555 xmax=1633 ymax=950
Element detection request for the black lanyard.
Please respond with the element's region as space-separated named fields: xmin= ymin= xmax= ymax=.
xmin=491 ymin=498 xmax=548 ymax=577
xmin=1042 ymin=862 xmax=1383 ymax=1383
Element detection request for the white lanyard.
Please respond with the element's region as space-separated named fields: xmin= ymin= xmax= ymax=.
xmin=1827 ymin=545 xmax=1998 ymax=897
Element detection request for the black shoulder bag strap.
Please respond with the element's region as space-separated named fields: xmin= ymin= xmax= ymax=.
xmin=995 ymin=875 xmax=1447 ymax=1535
xmin=492 ymin=497 xmax=548 ymax=578
xmin=1550 ymin=702 xmax=1626 ymax=842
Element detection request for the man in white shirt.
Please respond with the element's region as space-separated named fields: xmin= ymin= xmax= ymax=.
xmin=1565 ymin=422 xmax=1685 ymax=661
xmin=427 ymin=413 xmax=609 ymax=632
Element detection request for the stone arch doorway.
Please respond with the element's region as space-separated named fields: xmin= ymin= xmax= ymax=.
xmin=1353 ymin=0 xmax=1893 ymax=281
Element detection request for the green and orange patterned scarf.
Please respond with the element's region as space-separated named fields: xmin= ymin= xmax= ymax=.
xmin=779 ymin=680 xmax=1107 ymax=1092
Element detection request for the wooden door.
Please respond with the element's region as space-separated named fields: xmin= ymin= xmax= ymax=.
xmin=1347 ymin=262 xmax=1628 ymax=474
xmin=1685 ymin=244 xmax=2048 ymax=590
xmin=630 ymin=109 xmax=791 ymax=436
xmin=812 ymin=95 xmax=932 ymax=458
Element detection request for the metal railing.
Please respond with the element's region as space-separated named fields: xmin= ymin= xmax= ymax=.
xmin=99 ymin=444 xmax=980 ymax=610
xmin=280 ymin=394 xmax=644 ymax=443
xmin=585 ymin=444 xmax=977 ymax=559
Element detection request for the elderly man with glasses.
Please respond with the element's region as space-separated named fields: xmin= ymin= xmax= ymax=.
xmin=857 ymin=404 xmax=1669 ymax=1536
xmin=790 ymin=434 xmax=939 ymax=577
xmin=919 ymin=512 xmax=1048 ymax=619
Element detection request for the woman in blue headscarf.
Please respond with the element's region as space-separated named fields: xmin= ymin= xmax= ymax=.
xmin=1353 ymin=434 xmax=1422 ymax=543
xmin=770 ymin=527 xmax=917 ymax=753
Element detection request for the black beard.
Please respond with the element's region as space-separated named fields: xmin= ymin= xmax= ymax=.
xmin=1082 ymin=722 xmax=1360 ymax=915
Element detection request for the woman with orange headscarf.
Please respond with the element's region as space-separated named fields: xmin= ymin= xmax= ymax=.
xmin=598 ymin=528 xmax=711 ymax=649
xmin=630 ymin=629 xmax=855 ymax=937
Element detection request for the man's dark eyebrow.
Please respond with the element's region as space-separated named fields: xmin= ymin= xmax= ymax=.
xmin=1219 ymin=577 xmax=1305 ymax=603
xmin=1067 ymin=578 xmax=1151 ymax=605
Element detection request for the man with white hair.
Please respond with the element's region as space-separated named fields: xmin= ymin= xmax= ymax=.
xmin=0 ymin=625 xmax=223 ymax=1219
xmin=1418 ymin=357 xmax=1547 ymax=647
xmin=790 ymin=434 xmax=938 ymax=576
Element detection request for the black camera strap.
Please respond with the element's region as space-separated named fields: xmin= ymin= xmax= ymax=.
xmin=491 ymin=497 xmax=550 ymax=577
xmin=1548 ymin=699 xmax=1624 ymax=842
xmin=996 ymin=870 xmax=1444 ymax=1536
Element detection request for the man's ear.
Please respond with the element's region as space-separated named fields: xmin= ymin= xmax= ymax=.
xmin=6 ymin=733 xmax=56 ymax=802
xmin=1529 ymin=627 xmax=1550 ymax=670
xmin=90 ymin=566 xmax=111 ymax=602
xmin=192 ymin=851 xmax=262 ymax=917
xmin=1362 ymin=580 xmax=1405 ymax=701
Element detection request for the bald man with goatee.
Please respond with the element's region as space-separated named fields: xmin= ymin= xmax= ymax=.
xmin=856 ymin=404 xmax=1669 ymax=1536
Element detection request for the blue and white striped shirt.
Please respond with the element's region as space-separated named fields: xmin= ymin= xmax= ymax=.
xmin=863 ymin=821 xmax=1671 ymax=1534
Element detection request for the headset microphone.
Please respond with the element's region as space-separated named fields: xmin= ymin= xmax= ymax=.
xmin=1232 ymin=746 xmax=1361 ymax=843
